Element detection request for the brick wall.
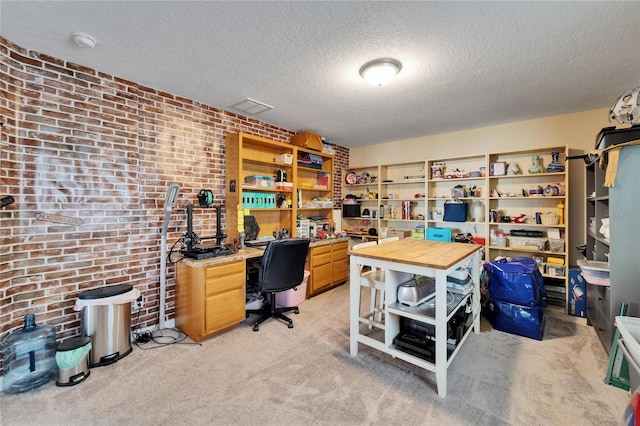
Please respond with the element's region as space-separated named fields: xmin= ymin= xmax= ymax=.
xmin=333 ymin=145 xmax=348 ymax=207
xmin=0 ymin=36 xmax=347 ymax=349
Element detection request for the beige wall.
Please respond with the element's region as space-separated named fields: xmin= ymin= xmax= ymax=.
xmin=350 ymin=108 xmax=614 ymax=265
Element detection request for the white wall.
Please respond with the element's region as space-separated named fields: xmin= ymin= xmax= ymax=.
xmin=349 ymin=108 xmax=614 ymax=265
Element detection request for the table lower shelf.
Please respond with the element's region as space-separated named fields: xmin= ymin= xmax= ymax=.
xmin=353 ymin=311 xmax=478 ymax=371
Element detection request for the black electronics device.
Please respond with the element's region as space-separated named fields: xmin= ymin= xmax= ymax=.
xmin=342 ymin=204 xmax=361 ymax=217
xmin=1 ymin=195 xmax=15 ymax=208
xmin=510 ymin=229 xmax=544 ymax=237
xmin=181 ymin=204 xmax=237 ymax=259
xmin=393 ymin=307 xmax=471 ymax=362
xmin=595 ymin=124 xmax=640 ymax=150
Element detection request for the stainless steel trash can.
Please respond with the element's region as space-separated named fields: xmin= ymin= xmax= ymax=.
xmin=56 ymin=336 xmax=91 ymax=386
xmin=79 ymin=284 xmax=134 ymax=367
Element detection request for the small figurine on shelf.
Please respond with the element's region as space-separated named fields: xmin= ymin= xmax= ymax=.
xmin=506 ymin=162 xmax=522 ymax=175
xmin=556 ymin=201 xmax=565 ymax=225
xmin=528 ymin=155 xmax=544 ymax=174
xmin=431 ymin=163 xmax=445 ymax=179
xmin=546 ymin=151 xmax=565 ymax=173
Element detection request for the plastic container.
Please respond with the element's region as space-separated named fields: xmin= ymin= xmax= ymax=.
xmin=577 ymin=259 xmax=610 ymax=286
xmin=1 ymin=314 xmax=57 ymax=394
xmin=616 ymin=316 xmax=640 ymax=368
xmin=275 ymin=270 xmax=310 ymax=308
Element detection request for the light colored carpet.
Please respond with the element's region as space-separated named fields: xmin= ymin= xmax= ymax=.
xmin=0 ymin=283 xmax=629 ymax=425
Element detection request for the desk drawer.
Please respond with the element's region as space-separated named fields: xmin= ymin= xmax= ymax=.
xmin=311 ymin=245 xmax=332 ymax=266
xmin=205 ymin=261 xmax=245 ymax=296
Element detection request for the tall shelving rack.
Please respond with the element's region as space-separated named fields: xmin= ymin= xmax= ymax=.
xmin=486 ymin=146 xmax=569 ymax=307
xmin=584 ymin=144 xmax=640 ymax=353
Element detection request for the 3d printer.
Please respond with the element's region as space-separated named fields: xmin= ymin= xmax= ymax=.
xmin=181 ymin=204 xmax=237 ymax=260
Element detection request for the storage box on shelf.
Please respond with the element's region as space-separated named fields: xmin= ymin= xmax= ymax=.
xmin=486 ymin=146 xmax=569 ymax=309
xmin=426 ymin=154 xmax=488 ymax=249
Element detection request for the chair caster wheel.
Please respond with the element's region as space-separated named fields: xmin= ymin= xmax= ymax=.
xmin=294 ymin=308 xmax=300 ymax=314
xmin=253 ymin=325 xmax=259 ymax=332
xmin=288 ymin=323 xmax=294 ymax=329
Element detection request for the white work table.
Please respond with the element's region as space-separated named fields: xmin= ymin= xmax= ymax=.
xmin=349 ymin=238 xmax=482 ymax=398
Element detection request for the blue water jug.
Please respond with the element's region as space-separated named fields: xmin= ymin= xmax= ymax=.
xmin=1 ymin=314 xmax=57 ymax=393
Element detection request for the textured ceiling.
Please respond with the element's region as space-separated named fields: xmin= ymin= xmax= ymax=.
xmin=1 ymin=1 xmax=639 ymax=148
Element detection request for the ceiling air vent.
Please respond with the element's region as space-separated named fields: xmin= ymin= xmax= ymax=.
xmin=230 ymin=98 xmax=274 ymax=115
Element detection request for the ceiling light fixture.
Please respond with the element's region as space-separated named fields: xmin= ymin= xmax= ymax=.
xmin=359 ymin=58 xmax=402 ymax=87
xmin=71 ymin=32 xmax=97 ymax=48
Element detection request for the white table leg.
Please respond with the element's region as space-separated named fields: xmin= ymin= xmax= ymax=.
xmin=349 ymin=255 xmax=361 ymax=356
xmin=471 ymin=251 xmax=481 ymax=334
xmin=435 ymin=269 xmax=448 ymax=397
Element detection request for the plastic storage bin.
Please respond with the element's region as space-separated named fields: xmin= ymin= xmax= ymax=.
xmin=275 ymin=271 xmax=310 ymax=308
xmin=1 ymin=314 xmax=57 ymax=394
xmin=617 ymin=316 xmax=640 ymax=368
xmin=77 ymin=284 xmax=138 ymax=367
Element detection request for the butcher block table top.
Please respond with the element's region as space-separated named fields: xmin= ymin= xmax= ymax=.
xmin=348 ymin=238 xmax=481 ymax=270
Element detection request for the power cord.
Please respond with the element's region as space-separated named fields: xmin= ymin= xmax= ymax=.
xmin=132 ymin=327 xmax=201 ymax=349
xmin=133 ymin=330 xmax=153 ymax=344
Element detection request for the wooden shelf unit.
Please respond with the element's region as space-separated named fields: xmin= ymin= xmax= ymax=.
xmin=225 ymin=132 xmax=334 ymax=241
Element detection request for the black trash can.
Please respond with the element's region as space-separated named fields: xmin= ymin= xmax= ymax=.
xmin=78 ymin=284 xmax=136 ymax=367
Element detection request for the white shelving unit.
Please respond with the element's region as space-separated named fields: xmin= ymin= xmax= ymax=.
xmin=343 ymin=147 xmax=569 ymax=311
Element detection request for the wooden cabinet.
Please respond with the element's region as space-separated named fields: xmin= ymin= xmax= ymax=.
xmin=295 ymin=147 xmax=334 ymax=226
xmin=584 ymin=144 xmax=640 ymax=353
xmin=331 ymin=240 xmax=349 ymax=284
xmin=225 ymin=131 xmax=334 ymax=241
xmin=225 ymin=132 xmax=296 ymax=242
xmin=176 ymin=260 xmax=246 ymax=342
xmin=306 ymin=240 xmax=349 ymax=297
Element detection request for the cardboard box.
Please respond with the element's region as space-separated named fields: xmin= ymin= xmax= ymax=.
xmin=290 ymin=131 xmax=323 ymax=151
xmin=568 ymin=268 xmax=586 ymax=318
xmin=387 ymin=230 xmax=412 ymax=239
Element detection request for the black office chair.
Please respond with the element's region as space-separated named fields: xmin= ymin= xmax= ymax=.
xmin=246 ymin=238 xmax=310 ymax=331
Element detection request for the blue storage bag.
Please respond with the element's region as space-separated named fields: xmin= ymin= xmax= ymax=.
xmin=487 ymin=299 xmax=546 ymax=341
xmin=485 ymin=257 xmax=546 ymax=307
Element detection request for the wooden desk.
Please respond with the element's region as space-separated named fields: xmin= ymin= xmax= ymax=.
xmin=349 ymin=239 xmax=481 ymax=397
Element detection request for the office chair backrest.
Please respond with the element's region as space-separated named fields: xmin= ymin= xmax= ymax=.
xmin=260 ymin=238 xmax=310 ymax=292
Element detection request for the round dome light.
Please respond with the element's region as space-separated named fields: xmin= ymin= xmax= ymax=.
xmin=359 ymin=58 xmax=402 ymax=87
